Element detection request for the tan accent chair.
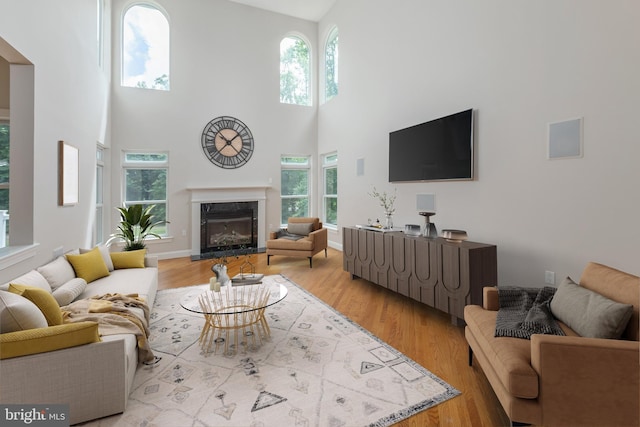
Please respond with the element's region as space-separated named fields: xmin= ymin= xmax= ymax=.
xmin=464 ymin=262 xmax=639 ymax=427
xmin=266 ymin=217 xmax=328 ymax=268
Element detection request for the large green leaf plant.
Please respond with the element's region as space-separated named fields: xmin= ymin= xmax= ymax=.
xmin=107 ymin=204 xmax=167 ymax=251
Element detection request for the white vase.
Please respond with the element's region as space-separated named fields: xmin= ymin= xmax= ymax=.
xmin=212 ymin=263 xmax=231 ymax=287
xmin=385 ymin=214 xmax=394 ymax=230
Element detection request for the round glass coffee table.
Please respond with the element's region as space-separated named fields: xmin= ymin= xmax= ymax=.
xmin=180 ymin=275 xmax=288 ymax=355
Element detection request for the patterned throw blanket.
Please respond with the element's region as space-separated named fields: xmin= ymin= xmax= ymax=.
xmin=495 ymin=287 xmax=565 ymax=339
xmin=61 ymin=293 xmax=155 ymax=363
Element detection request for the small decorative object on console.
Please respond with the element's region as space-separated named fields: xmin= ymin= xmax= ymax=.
xmin=419 ymin=211 xmax=437 ymax=238
xmin=404 ymin=224 xmax=422 ymax=236
xmin=442 ymin=229 xmax=468 ymax=242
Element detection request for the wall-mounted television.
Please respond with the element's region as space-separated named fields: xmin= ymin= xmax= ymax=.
xmin=389 ymin=109 xmax=474 ymax=182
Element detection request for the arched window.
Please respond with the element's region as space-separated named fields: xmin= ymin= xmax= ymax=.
xmin=280 ymin=36 xmax=310 ymax=106
xmin=122 ymin=4 xmax=170 ymax=91
xmin=324 ymin=27 xmax=339 ymax=102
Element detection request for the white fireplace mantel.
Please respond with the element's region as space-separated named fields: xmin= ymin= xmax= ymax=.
xmin=188 ymin=186 xmax=270 ymax=257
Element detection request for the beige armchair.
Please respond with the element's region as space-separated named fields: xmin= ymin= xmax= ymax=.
xmin=266 ymin=217 xmax=328 ymax=268
xmin=464 ymin=262 xmax=639 ymax=426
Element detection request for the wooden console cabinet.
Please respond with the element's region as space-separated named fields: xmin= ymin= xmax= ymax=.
xmin=343 ymin=226 xmax=497 ymax=325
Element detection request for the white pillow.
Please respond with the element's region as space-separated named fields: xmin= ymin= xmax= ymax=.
xmin=37 ymin=256 xmax=76 ymax=290
xmin=0 ymin=290 xmax=48 ymax=333
xmin=1 ymin=270 xmax=52 ymax=293
xmin=80 ymin=245 xmax=114 ymax=272
xmin=52 ymin=278 xmax=88 ymax=306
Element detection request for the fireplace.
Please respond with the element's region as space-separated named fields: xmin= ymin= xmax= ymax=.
xmin=200 ymin=201 xmax=258 ymax=255
xmin=188 ymin=186 xmax=269 ymax=261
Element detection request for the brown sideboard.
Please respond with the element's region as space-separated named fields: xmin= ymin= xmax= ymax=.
xmin=342 ymin=226 xmax=497 ymax=325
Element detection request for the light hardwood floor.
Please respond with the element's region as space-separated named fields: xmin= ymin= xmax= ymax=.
xmin=158 ymin=248 xmax=512 ymax=426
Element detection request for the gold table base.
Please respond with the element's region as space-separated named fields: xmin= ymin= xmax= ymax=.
xmin=197 ymin=283 xmax=271 ymax=355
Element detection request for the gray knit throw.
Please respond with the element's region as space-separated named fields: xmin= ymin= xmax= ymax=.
xmin=495 ymin=286 xmax=565 ymax=339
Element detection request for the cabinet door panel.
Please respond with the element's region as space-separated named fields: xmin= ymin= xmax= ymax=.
xmin=369 ymin=231 xmax=390 ymax=288
xmin=410 ymin=238 xmax=437 ymax=304
xmin=389 ymin=234 xmax=411 ymax=296
xmin=439 ymin=244 xmax=462 ymax=293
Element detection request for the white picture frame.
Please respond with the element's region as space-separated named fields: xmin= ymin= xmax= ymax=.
xmin=59 ymin=140 xmax=79 ymax=206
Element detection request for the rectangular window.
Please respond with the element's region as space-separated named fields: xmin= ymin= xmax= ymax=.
xmin=123 ymin=151 xmax=169 ymax=236
xmin=322 ymin=152 xmax=337 ymax=228
xmin=280 ymin=155 xmax=310 ymax=225
xmin=97 ymin=0 xmax=104 ymax=68
xmin=0 ymin=121 xmax=9 ymax=247
xmin=94 ymin=146 xmax=105 ymax=245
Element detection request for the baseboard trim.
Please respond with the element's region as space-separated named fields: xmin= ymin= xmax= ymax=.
xmin=152 ymin=249 xmax=192 ymax=260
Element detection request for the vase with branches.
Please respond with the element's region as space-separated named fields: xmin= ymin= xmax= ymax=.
xmin=369 ymin=187 xmax=397 ymax=229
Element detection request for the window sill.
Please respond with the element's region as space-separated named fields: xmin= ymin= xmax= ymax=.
xmin=0 ymin=244 xmax=40 ymax=270
xmin=108 ymin=236 xmax=174 ymax=250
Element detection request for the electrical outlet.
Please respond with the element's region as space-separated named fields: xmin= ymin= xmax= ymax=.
xmin=545 ymin=270 xmax=555 ymax=285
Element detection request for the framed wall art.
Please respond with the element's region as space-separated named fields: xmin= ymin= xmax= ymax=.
xmin=58 ymin=140 xmax=79 ymax=206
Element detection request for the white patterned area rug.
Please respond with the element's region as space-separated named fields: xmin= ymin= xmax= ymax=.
xmin=83 ymin=275 xmax=460 ymax=427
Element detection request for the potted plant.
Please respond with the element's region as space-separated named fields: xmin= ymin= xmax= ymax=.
xmin=107 ymin=204 xmax=168 ymax=251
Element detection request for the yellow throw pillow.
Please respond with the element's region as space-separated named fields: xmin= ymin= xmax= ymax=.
xmin=0 ymin=321 xmax=100 ymax=359
xmin=66 ymin=247 xmax=110 ymax=283
xmin=110 ymin=249 xmax=146 ymax=269
xmin=8 ymin=284 xmax=63 ymax=326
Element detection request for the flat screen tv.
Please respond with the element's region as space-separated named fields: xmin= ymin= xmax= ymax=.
xmin=389 ymin=109 xmax=474 ymax=182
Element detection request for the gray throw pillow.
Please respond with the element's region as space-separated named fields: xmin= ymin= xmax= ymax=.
xmin=550 ymin=276 xmax=634 ymax=339
xmin=287 ymin=222 xmax=314 ymax=236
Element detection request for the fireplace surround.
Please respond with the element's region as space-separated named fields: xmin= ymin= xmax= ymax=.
xmin=200 ymin=201 xmax=257 ymax=255
xmin=189 ymin=186 xmax=268 ymax=260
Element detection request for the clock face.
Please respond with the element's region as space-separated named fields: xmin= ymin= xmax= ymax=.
xmin=201 ymin=116 xmax=254 ymax=169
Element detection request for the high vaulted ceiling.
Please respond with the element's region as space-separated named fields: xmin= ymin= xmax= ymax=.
xmin=228 ymin=0 xmax=336 ymax=22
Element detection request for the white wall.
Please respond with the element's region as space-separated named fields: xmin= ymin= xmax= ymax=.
xmin=110 ymin=0 xmax=318 ymax=258
xmin=1 ymin=0 xmax=638 ymax=287
xmin=0 ymin=0 xmax=110 ymax=282
xmin=319 ymin=0 xmax=640 ymax=285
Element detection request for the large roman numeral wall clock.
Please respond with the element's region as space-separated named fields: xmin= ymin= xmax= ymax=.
xmin=201 ymin=116 xmax=254 ymax=169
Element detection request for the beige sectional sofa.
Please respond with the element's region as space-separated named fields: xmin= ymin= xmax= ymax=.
xmin=464 ymin=262 xmax=639 ymax=426
xmin=0 ymin=246 xmax=158 ymax=425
